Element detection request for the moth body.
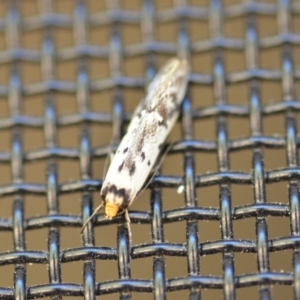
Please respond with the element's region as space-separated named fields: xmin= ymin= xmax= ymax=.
xmin=81 ymin=57 xmax=189 ymax=233
xmin=100 ymin=57 xmax=189 ymax=218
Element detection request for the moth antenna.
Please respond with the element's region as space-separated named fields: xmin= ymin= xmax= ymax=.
xmin=80 ymin=203 xmax=103 ymax=233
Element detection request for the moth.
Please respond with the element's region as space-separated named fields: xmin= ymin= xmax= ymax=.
xmin=81 ymin=57 xmax=189 ymax=232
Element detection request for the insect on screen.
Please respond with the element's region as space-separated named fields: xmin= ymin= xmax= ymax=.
xmin=0 ymin=1 xmax=300 ymax=299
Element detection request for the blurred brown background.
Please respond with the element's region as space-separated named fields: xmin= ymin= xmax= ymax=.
xmin=0 ymin=0 xmax=299 ymax=299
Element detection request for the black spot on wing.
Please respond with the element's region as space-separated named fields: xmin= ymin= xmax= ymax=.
xmin=113 ymin=186 xmax=130 ymax=204
xmin=129 ymin=163 xmax=136 ymax=176
xmin=158 ymin=119 xmax=168 ymax=128
xmin=101 ymin=183 xmax=131 ymax=206
xmin=118 ymin=161 xmax=124 ymax=172
xmin=123 ymin=147 xmax=128 ymax=153
xmin=141 ymin=152 xmax=145 ymax=161
xmin=100 ymin=186 xmax=109 ymax=201
xmin=147 ymin=160 xmax=151 ymax=166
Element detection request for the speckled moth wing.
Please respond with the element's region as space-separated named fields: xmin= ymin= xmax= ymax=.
xmin=100 ymin=58 xmax=189 ymax=214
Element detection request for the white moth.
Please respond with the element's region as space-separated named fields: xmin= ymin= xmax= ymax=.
xmin=82 ymin=57 xmax=189 ymax=231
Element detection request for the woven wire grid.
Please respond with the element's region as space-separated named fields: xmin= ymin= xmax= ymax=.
xmin=0 ymin=0 xmax=300 ymax=299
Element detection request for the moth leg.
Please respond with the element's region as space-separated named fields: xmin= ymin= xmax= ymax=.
xmin=124 ymin=209 xmax=132 ymax=245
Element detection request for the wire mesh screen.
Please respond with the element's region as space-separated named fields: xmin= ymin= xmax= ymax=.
xmin=0 ymin=0 xmax=300 ymax=299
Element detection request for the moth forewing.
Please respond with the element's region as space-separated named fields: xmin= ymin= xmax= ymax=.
xmin=101 ymin=57 xmax=189 ymax=216
xmin=81 ymin=57 xmax=189 ymax=232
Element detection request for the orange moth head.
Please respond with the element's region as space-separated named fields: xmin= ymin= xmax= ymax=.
xmin=104 ymin=202 xmax=119 ymax=219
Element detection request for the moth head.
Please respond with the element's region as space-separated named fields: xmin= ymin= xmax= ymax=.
xmin=100 ymin=183 xmax=131 ymax=219
xmin=104 ymin=200 xmax=120 ymax=219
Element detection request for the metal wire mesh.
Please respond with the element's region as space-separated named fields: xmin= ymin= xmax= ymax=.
xmin=0 ymin=0 xmax=300 ymax=299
